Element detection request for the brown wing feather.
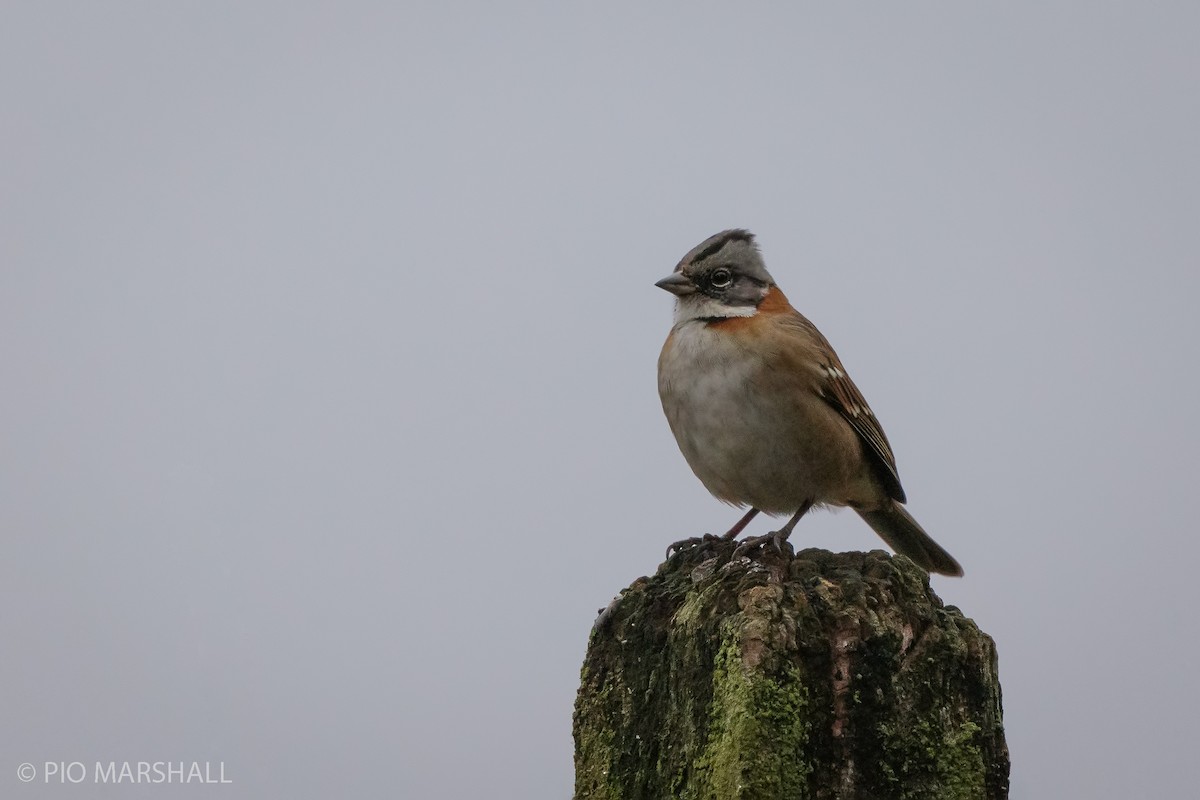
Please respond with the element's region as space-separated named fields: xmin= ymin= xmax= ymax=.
xmin=777 ymin=311 xmax=907 ymax=503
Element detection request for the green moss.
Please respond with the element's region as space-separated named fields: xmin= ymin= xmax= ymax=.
xmin=934 ymin=722 xmax=985 ymax=799
xmin=875 ymin=717 xmax=986 ymax=799
xmin=573 ymin=715 xmax=617 ymax=799
xmin=688 ymin=636 xmax=812 ymax=799
xmin=672 ymin=578 xmax=724 ymax=633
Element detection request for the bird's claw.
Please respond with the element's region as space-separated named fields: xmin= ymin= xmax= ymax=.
xmin=731 ymin=530 xmax=792 ymax=560
xmin=665 ymin=533 xmax=724 ymax=559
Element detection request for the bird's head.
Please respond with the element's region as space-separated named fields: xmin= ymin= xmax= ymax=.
xmin=656 ymin=229 xmax=776 ymax=323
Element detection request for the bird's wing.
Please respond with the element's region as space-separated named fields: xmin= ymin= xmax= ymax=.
xmin=780 ymin=313 xmax=907 ymax=503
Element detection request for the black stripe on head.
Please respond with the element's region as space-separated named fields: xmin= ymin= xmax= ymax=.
xmin=676 ymin=228 xmax=775 ymax=291
xmin=683 ymin=228 xmax=756 ymax=268
xmin=668 ymin=228 xmax=775 ymax=313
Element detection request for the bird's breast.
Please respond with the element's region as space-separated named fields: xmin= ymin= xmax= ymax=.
xmin=657 ymin=320 xmax=866 ymax=512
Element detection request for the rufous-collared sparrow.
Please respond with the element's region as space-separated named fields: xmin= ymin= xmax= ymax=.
xmin=656 ymin=229 xmax=962 ymax=576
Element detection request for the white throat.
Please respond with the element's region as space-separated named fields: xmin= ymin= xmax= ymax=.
xmin=673 ymin=294 xmax=758 ymax=325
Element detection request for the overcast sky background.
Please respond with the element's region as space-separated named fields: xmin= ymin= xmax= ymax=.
xmin=3 ymin=3 xmax=1198 ymax=798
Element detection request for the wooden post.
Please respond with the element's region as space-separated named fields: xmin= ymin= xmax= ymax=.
xmin=574 ymin=543 xmax=1008 ymax=799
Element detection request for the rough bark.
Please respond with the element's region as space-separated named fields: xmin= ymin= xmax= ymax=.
xmin=573 ymin=542 xmax=1008 ymax=799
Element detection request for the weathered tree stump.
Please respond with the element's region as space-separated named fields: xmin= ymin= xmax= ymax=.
xmin=574 ymin=542 xmax=1008 ymax=799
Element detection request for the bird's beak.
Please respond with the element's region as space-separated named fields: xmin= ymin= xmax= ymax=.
xmin=655 ymin=272 xmax=698 ymax=296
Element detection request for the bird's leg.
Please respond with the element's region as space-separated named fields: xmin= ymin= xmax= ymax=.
xmin=721 ymin=508 xmax=761 ymax=540
xmin=732 ymin=500 xmax=814 ymax=559
xmin=771 ymin=500 xmax=814 ymax=544
xmin=665 ymin=508 xmax=761 ymax=558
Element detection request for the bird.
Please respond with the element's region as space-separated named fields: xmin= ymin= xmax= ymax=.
xmin=656 ymin=229 xmax=962 ymax=576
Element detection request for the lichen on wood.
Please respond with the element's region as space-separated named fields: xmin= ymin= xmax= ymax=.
xmin=573 ymin=542 xmax=1008 ymax=799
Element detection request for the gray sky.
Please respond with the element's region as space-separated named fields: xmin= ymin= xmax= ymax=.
xmin=3 ymin=3 xmax=1198 ymax=798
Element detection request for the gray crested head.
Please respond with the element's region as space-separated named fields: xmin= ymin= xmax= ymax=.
xmin=655 ymin=229 xmax=776 ymax=321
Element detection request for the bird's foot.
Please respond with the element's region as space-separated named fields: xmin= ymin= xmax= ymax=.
xmin=731 ymin=529 xmax=793 ymax=560
xmin=665 ymin=533 xmax=725 ymax=559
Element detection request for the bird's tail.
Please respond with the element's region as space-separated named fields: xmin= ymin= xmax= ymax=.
xmin=856 ymin=502 xmax=963 ymax=577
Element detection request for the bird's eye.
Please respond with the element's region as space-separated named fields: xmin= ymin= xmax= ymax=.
xmin=710 ymin=269 xmax=733 ymax=288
